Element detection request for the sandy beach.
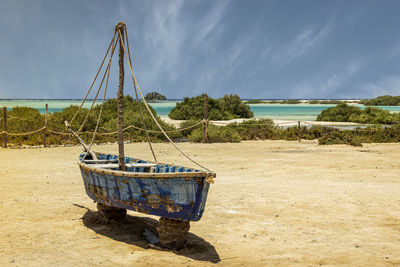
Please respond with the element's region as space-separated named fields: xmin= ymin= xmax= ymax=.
xmin=0 ymin=140 xmax=399 ymax=266
xmin=160 ymin=116 xmax=364 ymax=128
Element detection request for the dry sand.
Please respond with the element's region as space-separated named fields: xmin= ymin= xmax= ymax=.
xmin=0 ymin=140 xmax=399 ymax=266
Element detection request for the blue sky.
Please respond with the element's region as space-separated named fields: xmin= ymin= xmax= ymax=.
xmin=1 ymin=0 xmax=400 ymax=99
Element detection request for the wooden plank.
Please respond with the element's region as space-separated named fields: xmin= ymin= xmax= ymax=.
xmin=3 ymin=107 xmax=7 ymax=148
xmin=86 ymin=162 xmax=157 ymax=169
xmin=203 ymin=94 xmax=208 ymax=143
xmin=298 ymin=121 xmax=301 ymax=142
xmin=79 ymin=162 xmax=213 ymax=179
xmin=83 ymin=159 xmax=118 ymax=164
xmin=43 ymin=104 xmax=48 ymax=147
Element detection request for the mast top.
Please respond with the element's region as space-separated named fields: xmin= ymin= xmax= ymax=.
xmin=115 ymin=22 xmax=126 ymax=32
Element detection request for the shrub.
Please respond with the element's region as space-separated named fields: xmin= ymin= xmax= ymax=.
xmin=317 ymin=103 xmax=400 ymax=124
xmin=46 ymin=96 xmax=179 ymax=145
xmin=227 ymin=119 xmax=274 ymax=140
xmin=318 ymin=129 xmax=362 ymax=146
xmin=281 ymin=99 xmax=301 ymax=104
xmin=144 ymin=91 xmax=167 ymax=102
xmin=47 ymin=105 xmax=98 ymax=145
xmin=178 ymin=120 xmax=203 ymax=137
xmin=317 ymin=103 xmax=362 ymax=122
xmin=169 ymin=94 xmax=254 ymax=120
xmin=90 ymin=96 xmax=178 ymax=142
xmin=4 ymin=107 xmax=45 ymax=146
xmin=188 ymin=124 xmax=241 ymax=143
xmin=360 ymin=95 xmax=400 ymax=106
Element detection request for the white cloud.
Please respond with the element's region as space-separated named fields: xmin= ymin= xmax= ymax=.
xmin=291 ymin=59 xmax=363 ymax=98
xmin=191 ymin=0 xmax=229 ymax=48
xmin=272 ymin=23 xmax=332 ymax=66
xmin=192 ymin=29 xmax=254 ymax=93
xmin=260 ymin=33 xmax=274 ymax=59
xmin=136 ymin=0 xmax=230 ymax=95
xmin=139 ymin=0 xmax=186 ymax=84
xmin=363 ymin=75 xmax=400 ymax=97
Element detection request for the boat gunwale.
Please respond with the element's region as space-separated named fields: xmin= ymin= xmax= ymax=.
xmin=78 ymin=161 xmax=216 ymax=179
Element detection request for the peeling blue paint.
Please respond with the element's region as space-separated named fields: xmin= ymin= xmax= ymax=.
xmin=79 ymin=153 xmax=213 ymax=221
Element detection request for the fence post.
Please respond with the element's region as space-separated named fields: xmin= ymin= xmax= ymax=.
xmin=2 ymin=107 xmax=7 ymax=148
xmin=203 ymin=94 xmax=209 ymax=143
xmin=129 ymin=127 xmax=133 ymax=143
xmin=297 ymin=121 xmax=302 ymax=142
xmin=43 ymin=104 xmax=48 ymax=147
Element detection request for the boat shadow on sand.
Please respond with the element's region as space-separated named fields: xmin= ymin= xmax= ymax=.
xmin=76 ymin=204 xmax=220 ymax=263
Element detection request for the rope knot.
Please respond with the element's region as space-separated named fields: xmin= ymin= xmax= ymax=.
xmin=115 ymin=22 xmax=126 ymax=32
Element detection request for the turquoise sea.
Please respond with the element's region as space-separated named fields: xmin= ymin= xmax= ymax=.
xmin=1 ymin=99 xmax=400 ymax=121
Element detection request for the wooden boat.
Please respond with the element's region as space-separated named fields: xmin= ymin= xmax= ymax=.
xmin=78 ymin=152 xmax=214 ymax=221
xmin=67 ymin=22 xmax=215 ymax=248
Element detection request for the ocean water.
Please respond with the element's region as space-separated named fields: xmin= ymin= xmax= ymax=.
xmin=0 ymin=99 xmax=97 ymax=114
xmin=1 ymin=100 xmax=400 ymax=121
xmin=0 ymin=99 xmax=179 ymax=115
xmin=248 ymin=104 xmax=335 ymax=121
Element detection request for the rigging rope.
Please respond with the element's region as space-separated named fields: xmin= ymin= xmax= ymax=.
xmin=117 ymin=29 xmax=212 ymax=172
xmin=76 ymin=38 xmax=117 ymax=134
xmin=70 ymin=32 xmax=117 ymax=126
xmin=88 ymin=34 xmax=118 ymax=153
xmin=124 ymin=29 xmax=157 ymax=162
xmin=0 ymin=127 xmax=46 ymax=136
xmin=47 ymin=129 xmax=71 ymax=135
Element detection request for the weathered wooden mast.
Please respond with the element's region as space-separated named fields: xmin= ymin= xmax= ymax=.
xmin=116 ymin=22 xmax=126 ymax=171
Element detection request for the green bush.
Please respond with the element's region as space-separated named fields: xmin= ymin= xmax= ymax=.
xmin=318 ymin=129 xmax=362 ymax=146
xmin=169 ymin=94 xmax=254 ymax=120
xmin=317 ymin=103 xmax=400 ymax=124
xmin=49 ymin=105 xmax=96 ymax=131
xmin=281 ymin=99 xmax=301 ymax=104
xmin=89 ymin=96 xmax=179 ymax=143
xmin=360 ymin=95 xmax=400 ymax=106
xmin=46 ymin=105 xmax=99 ymax=145
xmin=188 ymin=124 xmax=241 ymax=143
xmin=144 ymin=91 xmax=167 ymax=102
xmin=317 ymin=125 xmax=400 ymax=146
xmin=317 ymin=103 xmax=362 ymax=122
xmin=227 ymin=119 xmax=275 ymax=140
xmin=4 ymin=107 xmax=45 ymax=146
xmin=178 ymin=120 xmax=203 ymax=137
xmin=3 ymin=96 xmax=180 ymax=146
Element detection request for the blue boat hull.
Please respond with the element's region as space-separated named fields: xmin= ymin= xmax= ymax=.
xmin=79 ymin=153 xmax=214 ymax=221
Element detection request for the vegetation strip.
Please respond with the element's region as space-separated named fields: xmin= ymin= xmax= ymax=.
xmin=1 ymin=95 xmax=400 ymax=147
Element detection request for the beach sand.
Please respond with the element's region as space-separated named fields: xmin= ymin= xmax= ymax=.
xmin=0 ymin=140 xmax=399 ymax=266
xmin=160 ymin=116 xmax=364 ymax=128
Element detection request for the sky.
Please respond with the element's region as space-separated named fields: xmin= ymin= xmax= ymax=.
xmin=1 ymin=0 xmax=400 ymax=99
